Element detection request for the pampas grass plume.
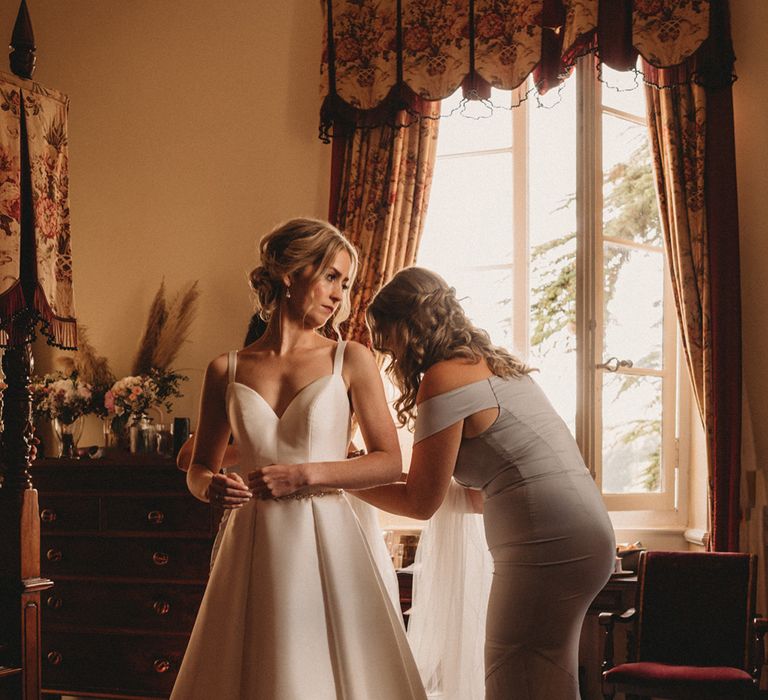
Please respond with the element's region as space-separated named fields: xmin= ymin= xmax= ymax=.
xmin=132 ymin=280 xmax=200 ymax=375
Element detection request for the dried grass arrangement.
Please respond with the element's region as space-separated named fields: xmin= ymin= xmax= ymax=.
xmin=132 ymin=280 xmax=200 ymax=376
xmin=71 ymin=325 xmax=114 ymax=390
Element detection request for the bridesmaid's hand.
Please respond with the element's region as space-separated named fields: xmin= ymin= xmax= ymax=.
xmin=249 ymin=464 xmax=309 ymax=499
xmin=205 ymin=471 xmax=252 ymax=509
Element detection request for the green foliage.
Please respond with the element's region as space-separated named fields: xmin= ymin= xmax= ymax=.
xmin=531 ymin=139 xmax=659 ymax=353
xmin=530 ymin=136 xmax=664 ymax=491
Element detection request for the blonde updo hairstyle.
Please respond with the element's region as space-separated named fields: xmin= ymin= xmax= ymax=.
xmin=366 ymin=267 xmax=531 ymax=428
xmin=249 ymin=218 xmax=358 ymax=335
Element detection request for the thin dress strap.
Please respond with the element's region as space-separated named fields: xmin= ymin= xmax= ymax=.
xmin=227 ymin=350 xmax=237 ymax=384
xmin=414 ymin=378 xmax=499 ymax=444
xmin=333 ymin=341 xmax=347 ymax=375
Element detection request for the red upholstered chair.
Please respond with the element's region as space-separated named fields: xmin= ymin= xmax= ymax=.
xmin=600 ymin=551 xmax=768 ymax=700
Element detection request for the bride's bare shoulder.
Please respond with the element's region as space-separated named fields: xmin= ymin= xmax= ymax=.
xmin=341 ymin=340 xmax=378 ymax=377
xmin=206 ymin=352 xmax=230 ymax=376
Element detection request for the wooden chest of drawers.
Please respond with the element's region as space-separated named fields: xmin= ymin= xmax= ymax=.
xmin=32 ymin=455 xmax=216 ymax=699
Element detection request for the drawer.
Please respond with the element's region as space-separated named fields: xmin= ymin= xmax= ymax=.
xmin=38 ymin=495 xmax=99 ymax=532
xmin=41 ymin=630 xmax=185 ymax=697
xmin=103 ymin=494 xmax=212 ymax=534
xmin=43 ymin=580 xmax=206 ymax=633
xmin=41 ymin=535 xmax=212 ymax=581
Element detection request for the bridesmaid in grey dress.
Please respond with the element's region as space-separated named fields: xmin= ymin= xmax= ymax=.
xmin=358 ymin=267 xmax=615 ymax=700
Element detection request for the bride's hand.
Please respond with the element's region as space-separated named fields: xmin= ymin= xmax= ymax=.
xmin=249 ymin=464 xmax=309 ymax=499
xmin=206 ymin=472 xmax=252 ymax=509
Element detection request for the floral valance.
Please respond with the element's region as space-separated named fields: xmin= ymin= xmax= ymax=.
xmin=0 ymin=70 xmax=76 ymax=349
xmin=320 ymin=0 xmax=735 ymax=139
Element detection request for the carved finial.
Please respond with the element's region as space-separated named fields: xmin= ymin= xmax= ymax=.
xmin=10 ymin=0 xmax=36 ymax=79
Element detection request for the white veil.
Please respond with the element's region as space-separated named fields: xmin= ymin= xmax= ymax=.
xmin=407 ymin=480 xmax=493 ymax=700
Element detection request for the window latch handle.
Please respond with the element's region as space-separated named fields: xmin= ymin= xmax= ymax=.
xmin=596 ymin=356 xmax=633 ymax=372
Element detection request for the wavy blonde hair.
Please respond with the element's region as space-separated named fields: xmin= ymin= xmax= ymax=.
xmin=366 ymin=267 xmax=532 ymax=427
xmin=249 ymin=218 xmax=358 ymax=335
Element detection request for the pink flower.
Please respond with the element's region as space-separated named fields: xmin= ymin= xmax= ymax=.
xmin=404 ymin=25 xmax=430 ymax=53
xmin=635 ymin=0 xmax=663 ymax=15
xmin=335 ymin=37 xmax=361 ymax=63
xmin=104 ymin=391 xmax=115 ymax=412
xmin=36 ymin=197 xmax=59 ymax=239
xmin=521 ymin=6 xmax=542 ymax=26
xmin=476 ymin=13 xmax=504 ymax=40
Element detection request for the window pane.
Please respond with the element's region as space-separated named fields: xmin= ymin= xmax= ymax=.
xmin=528 ymin=75 xmax=577 ymax=431
xmin=440 ymin=267 xmax=514 ymax=349
xmin=602 ymin=114 xmax=661 ymax=247
xmin=603 ymin=244 xmax=664 ymax=371
xmin=602 ymin=373 xmax=663 ymax=493
xmin=418 ymin=152 xmax=513 ymax=269
xmin=437 ymin=88 xmax=513 ymax=156
xmin=600 ymin=63 xmax=646 ymax=118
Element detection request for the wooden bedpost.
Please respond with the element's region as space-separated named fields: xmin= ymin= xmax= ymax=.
xmin=0 ymin=3 xmax=53 ymax=697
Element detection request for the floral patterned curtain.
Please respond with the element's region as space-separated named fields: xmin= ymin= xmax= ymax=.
xmin=320 ymin=0 xmax=731 ymax=139
xmin=0 ymin=70 xmax=76 ymax=350
xmin=330 ymin=103 xmax=440 ymax=344
xmin=644 ymin=1 xmax=741 ymax=553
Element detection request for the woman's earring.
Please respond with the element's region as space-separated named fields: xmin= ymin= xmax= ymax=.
xmin=285 ymin=287 xmax=291 ymax=299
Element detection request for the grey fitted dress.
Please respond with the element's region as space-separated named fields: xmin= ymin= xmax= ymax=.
xmin=415 ymin=374 xmax=615 ymax=700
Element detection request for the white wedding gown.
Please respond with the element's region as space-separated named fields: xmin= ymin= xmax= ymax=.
xmin=171 ymin=342 xmax=426 ymax=700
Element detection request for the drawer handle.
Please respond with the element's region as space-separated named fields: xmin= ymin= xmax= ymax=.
xmin=40 ymin=508 xmax=57 ymax=523
xmin=152 ymin=551 xmax=169 ymax=566
xmin=46 ymin=548 xmax=63 ymax=562
xmin=46 ymin=595 xmax=63 ymax=610
xmin=47 ymin=650 xmax=63 ymax=666
xmin=147 ymin=510 xmax=166 ymax=525
xmin=154 ymin=658 xmax=171 ymax=674
xmin=153 ymin=600 xmax=171 ymax=616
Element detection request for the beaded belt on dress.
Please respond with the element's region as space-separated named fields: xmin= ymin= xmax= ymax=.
xmin=272 ymin=489 xmax=343 ymax=502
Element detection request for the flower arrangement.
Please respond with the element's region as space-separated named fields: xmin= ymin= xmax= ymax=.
xmin=30 ymin=372 xmax=93 ymax=425
xmin=25 ymin=281 xmax=197 ymax=454
xmin=105 ymin=368 xmax=187 ymax=422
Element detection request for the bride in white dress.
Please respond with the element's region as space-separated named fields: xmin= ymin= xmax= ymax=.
xmin=171 ymin=218 xmax=426 ymax=700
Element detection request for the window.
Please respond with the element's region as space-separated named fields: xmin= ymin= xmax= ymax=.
xmin=417 ymin=58 xmax=685 ymax=513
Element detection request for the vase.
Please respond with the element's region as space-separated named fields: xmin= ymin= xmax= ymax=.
xmin=52 ymin=416 xmax=85 ymax=459
xmin=129 ymin=414 xmax=157 ymax=454
xmin=102 ymin=415 xmax=116 ymax=449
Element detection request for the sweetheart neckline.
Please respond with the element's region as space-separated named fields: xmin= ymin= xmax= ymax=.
xmin=228 ymin=374 xmax=341 ymax=420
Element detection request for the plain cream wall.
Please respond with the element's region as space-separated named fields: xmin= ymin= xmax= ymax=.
xmin=0 ymin=0 xmax=331 ymax=443
xmin=732 ymin=1 xmax=768 ymax=494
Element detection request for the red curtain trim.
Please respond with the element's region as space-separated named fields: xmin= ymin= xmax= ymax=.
xmin=705 ymin=84 xmax=741 ymax=553
xmin=0 ymin=279 xmax=28 ymax=331
xmin=33 ymin=284 xmax=78 ymax=350
xmin=0 ymin=283 xmax=78 ymax=350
